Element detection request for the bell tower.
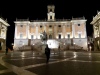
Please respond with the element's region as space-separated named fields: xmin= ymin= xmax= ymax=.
xmin=47 ymin=5 xmax=55 ymax=21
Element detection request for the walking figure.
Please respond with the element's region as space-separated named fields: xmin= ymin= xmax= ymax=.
xmin=45 ymin=44 xmax=50 ymax=64
xmin=58 ymin=45 xmax=60 ymax=54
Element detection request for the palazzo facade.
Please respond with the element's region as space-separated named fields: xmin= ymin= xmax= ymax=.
xmin=14 ymin=5 xmax=88 ymax=50
xmin=0 ymin=18 xmax=10 ymax=51
xmin=91 ymin=12 xmax=100 ymax=51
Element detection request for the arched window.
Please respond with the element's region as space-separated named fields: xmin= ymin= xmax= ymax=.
xmin=50 ymin=9 xmax=52 ymax=12
xmin=50 ymin=16 xmax=52 ymax=19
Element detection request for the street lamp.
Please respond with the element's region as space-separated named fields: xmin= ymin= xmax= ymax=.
xmin=74 ymin=43 xmax=75 ymax=50
xmin=23 ymin=43 xmax=24 ymax=50
xmin=11 ymin=43 xmax=14 ymax=50
xmin=64 ymin=43 xmax=65 ymax=50
xmin=88 ymin=43 xmax=90 ymax=51
xmin=12 ymin=43 xmax=14 ymax=46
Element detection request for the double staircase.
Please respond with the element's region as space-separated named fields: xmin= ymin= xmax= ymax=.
xmin=14 ymin=39 xmax=84 ymax=51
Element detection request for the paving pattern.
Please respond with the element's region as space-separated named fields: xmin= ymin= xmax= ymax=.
xmin=0 ymin=51 xmax=100 ymax=75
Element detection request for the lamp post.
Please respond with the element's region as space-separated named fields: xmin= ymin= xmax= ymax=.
xmin=64 ymin=43 xmax=65 ymax=50
xmin=88 ymin=42 xmax=90 ymax=51
xmin=90 ymin=46 xmax=91 ymax=51
xmin=74 ymin=43 xmax=75 ymax=51
xmin=11 ymin=43 xmax=14 ymax=51
xmin=23 ymin=43 xmax=24 ymax=50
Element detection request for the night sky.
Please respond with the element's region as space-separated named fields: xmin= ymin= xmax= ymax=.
xmin=0 ymin=0 xmax=99 ymax=47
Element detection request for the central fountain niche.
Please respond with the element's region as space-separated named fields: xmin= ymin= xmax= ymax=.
xmin=40 ymin=31 xmax=60 ymax=53
xmin=40 ymin=31 xmax=48 ymax=53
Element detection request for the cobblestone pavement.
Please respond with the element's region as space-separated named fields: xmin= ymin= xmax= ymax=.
xmin=0 ymin=51 xmax=100 ymax=75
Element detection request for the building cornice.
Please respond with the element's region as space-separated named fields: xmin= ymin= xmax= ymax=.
xmin=91 ymin=12 xmax=100 ymax=25
xmin=0 ymin=18 xmax=10 ymax=26
xmin=71 ymin=20 xmax=87 ymax=22
xmin=14 ymin=20 xmax=87 ymax=24
xmin=14 ymin=21 xmax=30 ymax=24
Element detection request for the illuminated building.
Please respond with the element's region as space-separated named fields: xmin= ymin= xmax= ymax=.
xmin=91 ymin=11 xmax=100 ymax=51
xmin=0 ymin=18 xmax=10 ymax=51
xmin=14 ymin=5 xmax=87 ymax=50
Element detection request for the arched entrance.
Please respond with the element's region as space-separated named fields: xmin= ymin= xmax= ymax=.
xmin=58 ymin=34 xmax=61 ymax=39
xmin=49 ymin=34 xmax=52 ymax=39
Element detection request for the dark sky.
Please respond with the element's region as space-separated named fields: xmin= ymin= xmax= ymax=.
xmin=0 ymin=0 xmax=99 ymax=46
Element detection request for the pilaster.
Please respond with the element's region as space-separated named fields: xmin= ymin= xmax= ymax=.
xmin=72 ymin=22 xmax=75 ymax=38
xmin=63 ymin=24 xmax=65 ymax=38
xmin=36 ymin=25 xmax=38 ymax=39
xmin=84 ymin=22 xmax=87 ymax=38
xmin=54 ymin=25 xmax=57 ymax=39
xmin=98 ymin=22 xmax=100 ymax=50
xmin=15 ymin=24 xmax=17 ymax=39
xmin=27 ymin=24 xmax=29 ymax=39
xmin=44 ymin=25 xmax=46 ymax=32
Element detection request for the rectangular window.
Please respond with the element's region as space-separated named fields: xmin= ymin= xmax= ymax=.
xmin=67 ymin=25 xmax=70 ymax=27
xmin=58 ymin=34 xmax=61 ymax=39
xmin=67 ymin=34 xmax=70 ymax=39
xmin=31 ymin=35 xmax=34 ymax=39
xmin=20 ymin=34 xmax=23 ymax=38
xmin=40 ymin=35 xmax=42 ymax=38
xmin=20 ymin=25 xmax=23 ymax=27
xmin=58 ymin=25 xmax=61 ymax=27
xmin=79 ymin=34 xmax=81 ymax=38
xmin=49 ymin=25 xmax=52 ymax=27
